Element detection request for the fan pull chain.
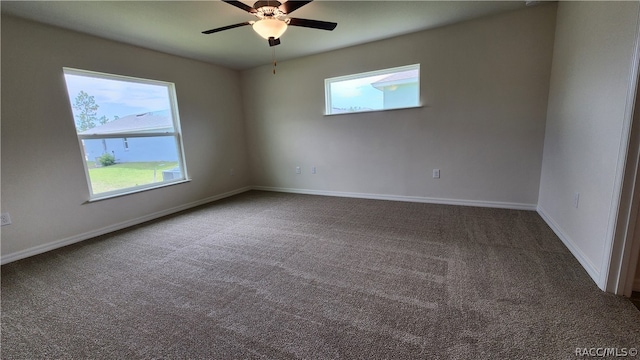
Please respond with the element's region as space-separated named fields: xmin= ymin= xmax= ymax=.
xmin=272 ymin=47 xmax=277 ymax=75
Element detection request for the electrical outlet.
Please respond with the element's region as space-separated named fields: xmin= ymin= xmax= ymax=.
xmin=311 ymin=166 xmax=317 ymax=174
xmin=433 ymin=169 xmax=440 ymax=179
xmin=1 ymin=213 xmax=12 ymax=226
xmin=295 ymin=166 xmax=301 ymax=174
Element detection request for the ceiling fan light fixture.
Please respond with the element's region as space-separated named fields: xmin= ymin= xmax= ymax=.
xmin=252 ymin=18 xmax=287 ymax=40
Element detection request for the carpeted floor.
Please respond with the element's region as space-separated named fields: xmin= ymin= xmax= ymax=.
xmin=2 ymin=190 xmax=639 ymax=359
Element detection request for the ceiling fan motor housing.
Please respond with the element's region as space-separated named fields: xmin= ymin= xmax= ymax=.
xmin=254 ymin=0 xmax=283 ymax=17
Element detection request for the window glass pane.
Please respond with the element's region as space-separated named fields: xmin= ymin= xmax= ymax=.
xmin=79 ymin=110 xmax=175 ymax=135
xmin=63 ymin=73 xmax=174 ymax=134
xmin=84 ymin=137 xmax=182 ymax=194
xmin=63 ymin=68 xmax=187 ymax=199
xmin=326 ymin=64 xmax=420 ymax=115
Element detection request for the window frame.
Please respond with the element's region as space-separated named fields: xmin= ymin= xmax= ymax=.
xmin=63 ymin=67 xmax=189 ymax=201
xmin=324 ymin=64 xmax=421 ymax=116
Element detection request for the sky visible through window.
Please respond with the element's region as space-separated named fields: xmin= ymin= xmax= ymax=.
xmin=329 ymin=74 xmax=387 ymax=111
xmin=64 ymin=73 xmax=171 ymax=130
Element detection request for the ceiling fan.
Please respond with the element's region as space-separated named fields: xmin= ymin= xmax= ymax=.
xmin=202 ymin=0 xmax=337 ymax=47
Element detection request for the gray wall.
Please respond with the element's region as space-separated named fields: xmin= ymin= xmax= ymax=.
xmin=538 ymin=1 xmax=640 ymax=288
xmin=1 ymin=15 xmax=250 ymax=260
xmin=241 ymin=5 xmax=557 ymax=208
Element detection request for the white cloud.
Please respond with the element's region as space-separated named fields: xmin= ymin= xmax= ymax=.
xmin=64 ymin=73 xmax=171 ymax=114
xmin=330 ymin=74 xmax=387 ymax=98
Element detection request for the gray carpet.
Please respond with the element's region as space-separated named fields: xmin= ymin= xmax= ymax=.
xmin=2 ymin=190 xmax=639 ymax=359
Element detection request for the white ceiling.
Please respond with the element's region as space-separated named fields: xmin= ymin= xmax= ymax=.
xmin=1 ymin=1 xmax=528 ymax=70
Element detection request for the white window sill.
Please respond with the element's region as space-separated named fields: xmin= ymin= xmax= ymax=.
xmin=324 ymin=105 xmax=424 ymax=117
xmin=84 ymin=178 xmax=191 ymax=203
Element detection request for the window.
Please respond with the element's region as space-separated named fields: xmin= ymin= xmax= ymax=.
xmin=325 ymin=64 xmax=420 ymax=115
xmin=63 ymin=68 xmax=188 ymax=200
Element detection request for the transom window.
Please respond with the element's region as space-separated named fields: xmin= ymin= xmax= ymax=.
xmin=325 ymin=64 xmax=420 ymax=115
xmin=63 ymin=68 xmax=188 ymax=200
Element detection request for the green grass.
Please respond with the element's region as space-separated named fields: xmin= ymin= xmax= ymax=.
xmin=88 ymin=161 xmax=179 ymax=194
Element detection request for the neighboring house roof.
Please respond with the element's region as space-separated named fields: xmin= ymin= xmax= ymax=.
xmin=79 ymin=110 xmax=173 ymax=135
xmin=371 ymin=69 xmax=419 ymax=90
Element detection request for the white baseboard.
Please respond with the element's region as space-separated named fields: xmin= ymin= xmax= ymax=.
xmin=536 ymin=205 xmax=602 ymax=288
xmin=252 ymin=186 xmax=538 ymax=211
xmin=0 ymin=186 xmax=252 ymax=265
